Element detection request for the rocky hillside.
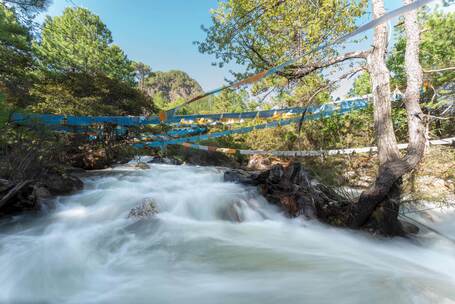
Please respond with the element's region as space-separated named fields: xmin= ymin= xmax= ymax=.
xmin=144 ymin=70 xmax=203 ymax=102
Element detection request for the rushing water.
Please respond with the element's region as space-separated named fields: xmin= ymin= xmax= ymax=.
xmin=0 ymin=163 xmax=454 ymax=304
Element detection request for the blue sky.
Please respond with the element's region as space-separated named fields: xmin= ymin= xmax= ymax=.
xmin=41 ymin=0 xmax=451 ymax=97
xmin=41 ymin=0 xmax=234 ymax=91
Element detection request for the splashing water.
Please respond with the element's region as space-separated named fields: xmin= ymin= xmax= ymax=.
xmin=0 ymin=164 xmax=454 ymax=304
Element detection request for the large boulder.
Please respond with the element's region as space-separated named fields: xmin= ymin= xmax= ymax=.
xmin=224 ymin=169 xmax=267 ymax=186
xmin=0 ymin=181 xmax=48 ymax=215
xmin=0 ymin=169 xmax=84 ymax=217
xmin=179 ymin=149 xmax=240 ymax=168
xmin=42 ymin=172 xmax=83 ymax=196
xmin=147 ymin=156 xmax=182 ymax=165
xmin=128 ymin=199 xmax=159 ymax=219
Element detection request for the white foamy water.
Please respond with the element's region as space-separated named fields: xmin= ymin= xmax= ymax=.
xmin=0 ymin=164 xmax=454 ymax=304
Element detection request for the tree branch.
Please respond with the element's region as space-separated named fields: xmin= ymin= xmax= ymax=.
xmin=280 ymin=50 xmax=370 ymax=80
xmin=423 ymin=67 xmax=455 ymax=73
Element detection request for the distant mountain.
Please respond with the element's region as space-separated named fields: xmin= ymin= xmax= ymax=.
xmin=144 ymin=70 xmax=203 ymax=102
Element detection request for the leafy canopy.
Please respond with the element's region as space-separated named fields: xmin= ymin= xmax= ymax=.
xmin=197 ymin=0 xmax=366 ymax=80
xmin=0 ymin=2 xmax=35 ymax=105
xmin=2 ymin=0 xmax=51 ymax=25
xmin=388 ymin=11 xmax=455 ymax=91
xmin=29 ymin=71 xmax=154 ymax=116
xmin=132 ymin=61 xmax=152 ymax=91
xmin=349 ymin=72 xmax=371 ymax=97
xmin=35 ymin=7 xmax=134 ymax=83
xmin=196 ymin=0 xmax=366 ymax=109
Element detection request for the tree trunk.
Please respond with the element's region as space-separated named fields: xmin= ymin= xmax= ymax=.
xmin=402 ymin=0 xmax=426 ymax=166
xmin=350 ymin=0 xmax=426 ymax=235
xmin=368 ymin=0 xmax=400 ymax=166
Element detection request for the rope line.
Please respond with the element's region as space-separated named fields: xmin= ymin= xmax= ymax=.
xmin=133 ymin=99 xmax=369 ymax=148
xmin=10 ymin=97 xmax=370 ymax=127
xmin=168 ymin=137 xmax=455 ymax=157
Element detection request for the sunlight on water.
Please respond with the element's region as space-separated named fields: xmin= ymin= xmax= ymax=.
xmin=0 ymin=163 xmax=454 ymax=304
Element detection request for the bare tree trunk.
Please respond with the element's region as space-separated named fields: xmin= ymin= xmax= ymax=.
xmin=402 ymin=0 xmax=426 ymax=166
xmin=367 ymin=0 xmax=400 ymax=166
xmin=350 ymin=0 xmax=400 ymax=232
xmin=350 ymin=0 xmax=426 ymax=235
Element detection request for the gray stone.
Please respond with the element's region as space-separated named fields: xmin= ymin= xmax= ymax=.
xmin=135 ymin=162 xmax=151 ymax=170
xmin=33 ymin=185 xmax=52 ymax=202
xmin=128 ymin=199 xmax=159 ymax=219
xmin=43 ymin=173 xmax=83 ymax=196
xmin=400 ymin=220 xmax=420 ymax=234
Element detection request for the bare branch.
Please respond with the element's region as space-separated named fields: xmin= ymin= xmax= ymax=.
xmin=280 ymin=50 xmax=370 ymax=80
xmin=423 ymin=67 xmax=455 ymax=73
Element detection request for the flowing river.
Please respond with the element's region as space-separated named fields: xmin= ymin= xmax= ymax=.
xmin=0 ymin=163 xmax=454 ymax=303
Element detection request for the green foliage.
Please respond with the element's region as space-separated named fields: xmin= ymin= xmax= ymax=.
xmin=2 ymin=0 xmax=51 ymax=23
xmin=178 ymin=88 xmax=258 ymax=115
xmin=194 ymin=0 xmax=369 ymax=151
xmin=146 ymin=70 xmax=203 ymax=107
xmin=35 ymin=7 xmax=134 ymax=83
xmin=132 ymin=61 xmax=152 ymax=91
xmin=0 ymin=123 xmax=68 ymax=182
xmin=151 ymin=91 xmax=172 ymax=111
xmin=388 ymin=11 xmax=455 ymax=90
xmin=0 ymin=93 xmax=12 ymax=125
xmin=0 ymin=3 xmax=35 ymax=106
xmin=349 ymin=72 xmax=371 ymax=97
xmin=197 ymin=0 xmax=366 ymax=89
xmin=208 ymin=102 xmax=412 ymax=153
xmin=264 ymin=74 xmax=331 ymax=108
xmin=29 ymin=72 xmax=154 ymax=116
xmin=22 ymin=7 xmax=154 ymax=116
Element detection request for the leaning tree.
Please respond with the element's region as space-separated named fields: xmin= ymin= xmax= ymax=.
xmin=198 ymin=0 xmax=427 ymax=235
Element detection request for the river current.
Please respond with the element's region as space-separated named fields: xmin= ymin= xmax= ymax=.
xmin=0 ymin=163 xmax=454 ymax=303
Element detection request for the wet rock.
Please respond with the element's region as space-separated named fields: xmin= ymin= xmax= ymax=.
xmin=178 ymin=149 xmax=240 ymax=168
xmin=135 ymin=162 xmax=150 ymax=170
xmin=0 ymin=169 xmax=84 ymax=217
xmin=225 ymin=169 xmax=258 ymax=186
xmin=268 ymin=164 xmax=284 ymax=184
xmin=225 ymin=162 xmax=352 ymax=222
xmin=33 ymin=184 xmax=52 ymax=202
xmin=219 ymin=201 xmax=244 ymax=222
xmin=162 ymin=157 xmax=182 ymax=165
xmin=147 ymin=156 xmax=163 ymax=164
xmin=147 ymin=156 xmax=182 ymax=165
xmin=43 ymin=172 xmax=83 ymax=196
xmin=400 ymin=220 xmax=419 ymax=234
xmin=128 ymin=199 xmax=159 ymax=219
xmin=0 ymin=180 xmax=38 ymax=215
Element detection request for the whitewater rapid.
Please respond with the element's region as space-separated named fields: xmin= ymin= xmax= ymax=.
xmin=0 ymin=163 xmax=454 ymax=304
